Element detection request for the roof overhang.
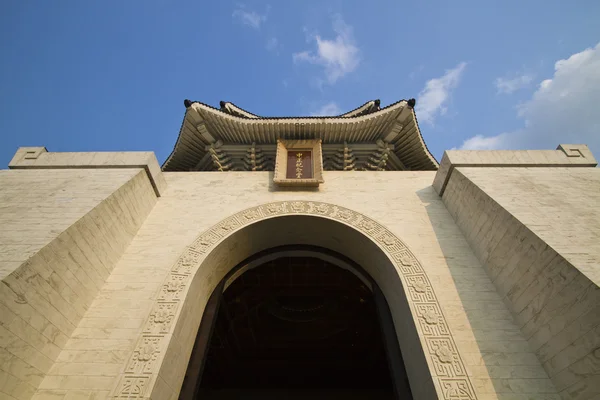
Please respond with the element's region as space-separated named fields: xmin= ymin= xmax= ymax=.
xmin=163 ymin=99 xmax=438 ymax=171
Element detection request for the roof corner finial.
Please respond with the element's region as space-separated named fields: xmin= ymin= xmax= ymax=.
xmin=407 ymin=98 xmax=416 ymax=109
xmin=184 ymin=99 xmax=193 ymax=108
xmin=219 ymin=101 xmax=227 ymax=109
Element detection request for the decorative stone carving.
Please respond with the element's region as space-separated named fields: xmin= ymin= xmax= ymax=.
xmin=376 ymin=231 xmax=408 ymax=254
xmin=416 ymin=303 xmax=449 ymax=337
xmin=243 ymin=209 xmax=259 ymax=220
xmin=412 ymin=280 xmax=427 ymax=293
xmin=558 ymin=144 xmax=584 ymax=158
xmin=219 ymin=218 xmax=240 ymax=232
xmin=379 ymin=233 xmax=396 ymax=247
xmin=143 ymin=302 xmax=177 ymax=334
xmin=191 ymin=232 xmax=219 ymax=254
xmin=435 ymin=345 xmax=454 ymax=363
xmin=290 ymin=201 xmax=306 ymax=213
xmin=406 ymin=275 xmax=436 ymax=302
xmin=426 ymin=337 xmax=466 ymax=377
xmin=422 ymin=309 xmax=439 ymax=325
xmin=113 ymin=376 xmax=149 ymax=398
xmin=114 ymin=201 xmax=477 ymax=399
xmin=126 ymin=336 xmax=163 ymax=374
xmin=158 ymin=275 xmax=188 ymax=301
xmin=398 ymin=255 xmax=412 ymax=266
xmin=360 ymin=219 xmax=375 ymax=232
xmin=440 ymin=378 xmax=476 ymax=399
xmin=337 ymin=209 xmax=354 ymax=221
xmin=393 ymin=251 xmax=423 ymax=275
xmin=265 ymin=203 xmax=285 ymax=215
xmin=172 ymin=250 xmax=202 ymax=275
xmin=22 ymin=147 xmax=46 ymax=160
xmin=314 ymin=203 xmax=330 ymax=214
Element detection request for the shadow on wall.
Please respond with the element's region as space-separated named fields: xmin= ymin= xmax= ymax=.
xmin=267 ymin=171 xmax=320 ymax=192
xmin=415 ymin=187 xmax=558 ymax=400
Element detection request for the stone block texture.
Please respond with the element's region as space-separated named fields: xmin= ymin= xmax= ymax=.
xmin=8 ymin=148 xmax=166 ymax=197
xmin=33 ymin=170 xmax=556 ymax=400
xmin=0 ymin=166 xmax=157 ymax=399
xmin=1 ymin=147 xmax=598 ymax=400
xmin=433 ymin=145 xmax=597 ymax=196
xmin=442 ymin=166 xmax=600 ymax=400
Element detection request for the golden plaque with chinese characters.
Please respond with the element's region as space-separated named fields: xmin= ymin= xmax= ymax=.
xmin=273 ymin=139 xmax=324 ymax=187
xmin=286 ymin=151 xmax=313 ymax=179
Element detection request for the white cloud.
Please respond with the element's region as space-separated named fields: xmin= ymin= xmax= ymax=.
xmin=460 ymin=42 xmax=600 ymax=155
xmin=232 ymin=6 xmax=268 ymax=29
xmin=416 ymin=62 xmax=467 ymax=125
xmin=495 ymin=74 xmax=534 ymax=94
xmin=292 ymin=15 xmax=360 ymax=84
xmin=310 ymin=102 xmax=342 ymax=116
xmin=459 ymin=133 xmax=510 ymax=150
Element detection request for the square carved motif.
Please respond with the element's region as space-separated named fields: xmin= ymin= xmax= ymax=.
xmin=274 ymin=139 xmax=324 ymax=187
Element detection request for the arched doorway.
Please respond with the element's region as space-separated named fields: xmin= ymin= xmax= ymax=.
xmin=179 ymin=246 xmax=412 ymax=399
xmin=110 ymin=202 xmax=476 ymax=400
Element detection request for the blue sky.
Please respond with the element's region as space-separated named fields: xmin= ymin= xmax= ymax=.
xmin=1 ymin=1 xmax=599 ymax=168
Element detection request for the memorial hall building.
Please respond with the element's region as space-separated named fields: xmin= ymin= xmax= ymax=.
xmin=1 ymin=98 xmax=599 ymax=400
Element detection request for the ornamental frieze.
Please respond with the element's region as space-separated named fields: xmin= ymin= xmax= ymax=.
xmin=143 ymin=302 xmax=178 ymax=335
xmin=171 ymin=250 xmax=202 ymax=275
xmin=112 ymin=376 xmax=149 ymax=399
xmin=406 ymin=274 xmax=437 ymax=303
xmin=393 ymin=251 xmax=424 ymax=275
xmin=191 ymin=231 xmax=220 ymax=254
xmin=111 ymin=200 xmax=477 ymax=399
xmin=440 ymin=378 xmax=476 ymax=399
xmin=158 ymin=275 xmax=189 ymax=302
xmin=126 ymin=336 xmax=164 ymax=375
xmin=416 ymin=303 xmax=449 ymax=337
xmin=426 ymin=337 xmax=467 ymax=377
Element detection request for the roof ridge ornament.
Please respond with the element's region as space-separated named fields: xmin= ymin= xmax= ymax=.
xmin=219 ymin=101 xmax=260 ymax=119
xmin=339 ymin=99 xmax=382 ymax=118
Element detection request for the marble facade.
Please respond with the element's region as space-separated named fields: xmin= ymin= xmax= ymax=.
xmin=0 ymin=143 xmax=598 ymax=400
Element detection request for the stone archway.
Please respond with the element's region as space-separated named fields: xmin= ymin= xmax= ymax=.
xmin=109 ymin=201 xmax=477 ymax=400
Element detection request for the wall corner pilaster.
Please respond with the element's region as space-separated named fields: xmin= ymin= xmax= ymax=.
xmin=432 ymin=144 xmax=597 ymax=196
xmin=8 ymin=147 xmax=167 ymax=197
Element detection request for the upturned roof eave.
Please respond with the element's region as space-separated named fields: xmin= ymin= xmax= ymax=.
xmin=162 ymin=99 xmax=439 ymax=171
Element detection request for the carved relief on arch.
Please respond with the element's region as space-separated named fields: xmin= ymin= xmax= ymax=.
xmin=110 ymin=201 xmax=477 ymax=400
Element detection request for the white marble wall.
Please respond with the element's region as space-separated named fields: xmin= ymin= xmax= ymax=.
xmin=0 ymin=167 xmax=157 ymax=400
xmin=442 ymin=166 xmax=600 ymax=400
xmin=27 ymin=168 xmax=559 ymax=399
xmin=6 ymin=147 xmax=597 ymax=399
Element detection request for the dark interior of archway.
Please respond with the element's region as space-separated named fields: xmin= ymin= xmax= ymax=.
xmin=194 ymin=256 xmax=405 ymax=399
